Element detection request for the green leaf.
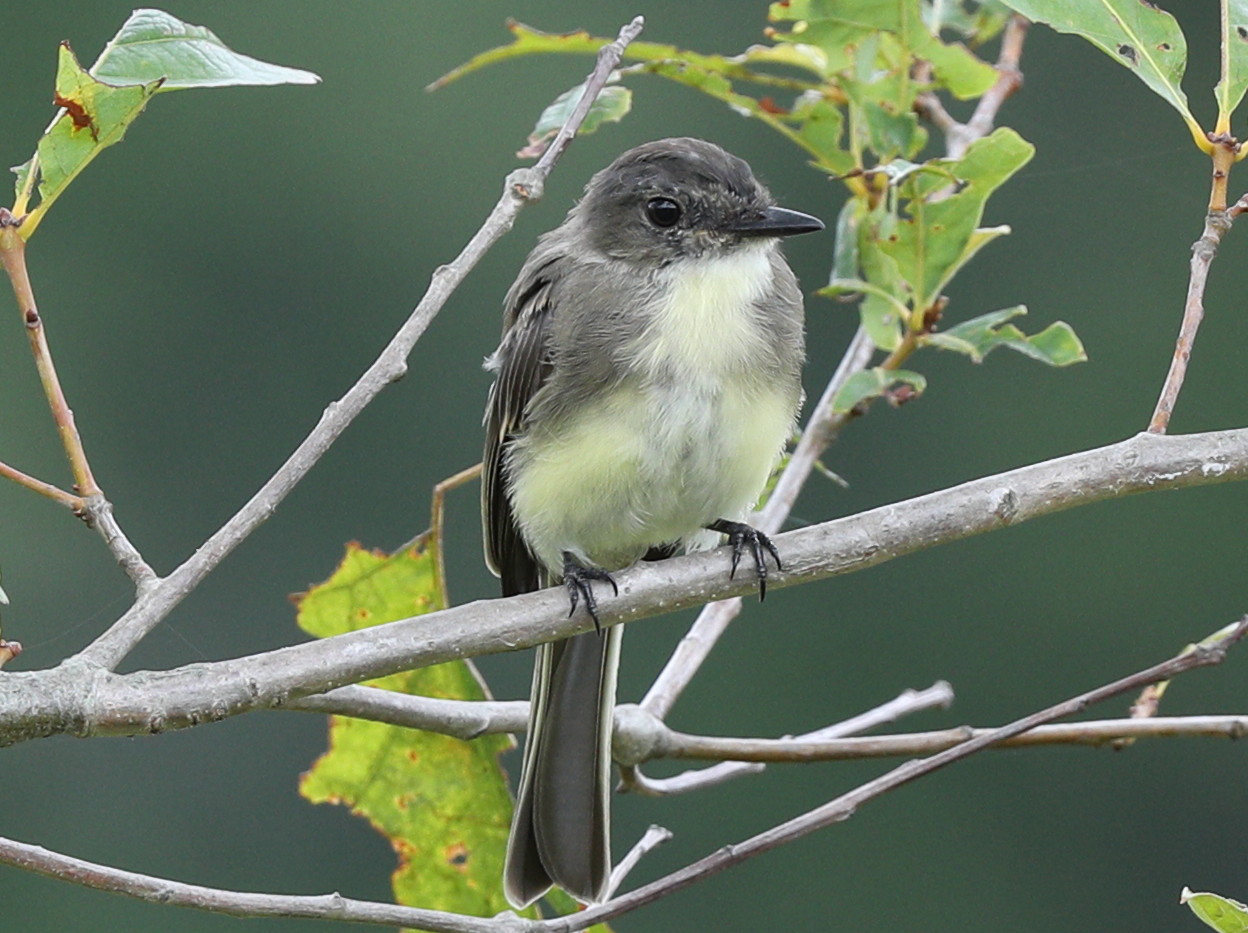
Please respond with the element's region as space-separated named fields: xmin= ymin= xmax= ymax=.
xmin=298 ymin=542 xmax=522 ymax=920
xmin=429 ymin=21 xmax=824 ymax=91
xmin=879 ymin=127 xmax=1034 ymax=310
xmin=518 ymin=83 xmax=632 ymax=159
xmin=91 ymin=8 xmax=320 ymax=89
xmin=1182 ymin=888 xmax=1248 ymax=933
xmin=768 ymin=0 xmax=997 ymax=96
xmin=832 ymin=367 xmax=926 ymax=411
xmin=820 ymin=275 xmax=908 ymax=350
xmin=924 ymin=305 xmax=1087 ymax=365
xmin=1217 ymin=0 xmax=1248 ymax=125
xmin=19 ymin=43 xmax=164 ymax=234
xmin=998 ymin=0 xmax=1202 ymax=141
xmin=830 ymin=197 xmax=864 ymax=282
xmin=13 ymin=10 xmax=320 ymax=235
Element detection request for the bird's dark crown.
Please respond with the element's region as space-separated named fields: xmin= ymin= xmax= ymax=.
xmin=575 ymin=137 xmax=777 ymax=263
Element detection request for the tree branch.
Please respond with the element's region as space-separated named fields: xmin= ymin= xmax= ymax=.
xmin=619 ymin=681 xmax=953 ymax=796
xmin=71 ymin=15 xmax=647 ymax=673
xmin=0 ymin=834 xmax=528 ymax=933
xmin=567 ymin=618 xmax=1248 ymax=931
xmin=2 ymin=428 xmax=1244 ymax=747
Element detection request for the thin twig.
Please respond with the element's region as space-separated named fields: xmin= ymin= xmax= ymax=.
xmin=606 ymin=825 xmax=673 ymax=899
xmin=71 ymin=16 xmax=647 ymax=673
xmin=1147 ymin=193 xmax=1248 ymax=432
xmin=2 ymin=427 xmax=1245 ymax=747
xmin=620 ymin=682 xmax=953 ymax=796
xmin=6 ymin=621 xmax=1242 ymax=931
xmin=82 ymin=496 xmax=159 ymax=592
xmin=650 ymin=714 xmax=1248 ymax=762
xmin=0 ymin=834 xmax=528 ymax=933
xmin=916 ymin=15 xmax=1027 ymax=159
xmin=0 ymin=213 xmax=100 ymax=498
xmin=568 ymin=618 xmax=1248 ymax=930
xmin=0 ymin=458 xmax=83 ymax=511
xmin=289 ymin=685 xmax=527 ymax=739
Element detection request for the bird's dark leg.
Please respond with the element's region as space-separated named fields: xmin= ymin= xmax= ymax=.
xmin=561 ymin=551 xmax=618 ymax=633
xmin=706 ymin=519 xmax=782 ymax=600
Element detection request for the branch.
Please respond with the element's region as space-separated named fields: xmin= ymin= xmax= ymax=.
xmin=0 ymin=458 xmax=82 ymax=512
xmin=638 ymin=714 xmax=1248 ymax=763
xmin=0 ymin=217 xmax=100 ymax=498
xmin=0 ymin=834 xmax=527 ymax=933
xmin=289 ymin=685 xmax=527 ymax=739
xmin=619 ymin=681 xmax=953 ymax=796
xmin=916 ymin=14 xmax=1027 ymax=159
xmin=568 ymin=618 xmax=1248 ymax=931
xmin=3 ymin=428 xmax=1244 ymax=747
xmin=1148 ymin=193 xmax=1248 ymax=432
xmin=71 ymin=15 xmax=647 ymax=673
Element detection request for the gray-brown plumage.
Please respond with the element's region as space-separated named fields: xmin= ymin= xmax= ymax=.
xmin=483 ymin=138 xmax=821 ymax=907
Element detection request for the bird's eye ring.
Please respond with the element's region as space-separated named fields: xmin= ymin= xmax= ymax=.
xmin=645 ymin=197 xmax=682 ymax=228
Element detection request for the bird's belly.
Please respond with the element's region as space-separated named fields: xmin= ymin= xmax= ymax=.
xmin=508 ymin=379 xmax=796 ymax=573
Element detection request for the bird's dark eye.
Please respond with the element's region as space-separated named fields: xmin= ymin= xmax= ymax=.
xmin=645 ymin=197 xmax=682 ymax=228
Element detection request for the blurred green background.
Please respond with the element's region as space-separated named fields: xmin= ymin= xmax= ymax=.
xmin=1 ymin=2 xmax=1245 ymax=931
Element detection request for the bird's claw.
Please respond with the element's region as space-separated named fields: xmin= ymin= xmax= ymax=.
xmin=707 ymin=520 xmax=782 ymax=600
xmin=561 ymin=552 xmax=618 ymax=633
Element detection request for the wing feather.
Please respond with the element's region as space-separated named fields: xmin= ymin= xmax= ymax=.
xmin=482 ymin=257 xmax=560 ymax=595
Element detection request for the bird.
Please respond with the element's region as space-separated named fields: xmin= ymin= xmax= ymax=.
xmin=482 ymin=137 xmax=822 ymax=908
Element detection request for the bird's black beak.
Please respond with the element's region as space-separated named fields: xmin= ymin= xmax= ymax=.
xmin=730 ymin=205 xmax=824 ymax=238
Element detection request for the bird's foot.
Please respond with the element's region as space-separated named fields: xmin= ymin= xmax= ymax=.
xmin=706 ymin=519 xmax=781 ymax=600
xmin=561 ymin=552 xmax=618 ymax=633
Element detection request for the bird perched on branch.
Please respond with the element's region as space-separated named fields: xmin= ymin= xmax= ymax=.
xmin=483 ymin=137 xmax=822 ymax=907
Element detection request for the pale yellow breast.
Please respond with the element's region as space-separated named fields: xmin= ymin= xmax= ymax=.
xmin=634 ymin=243 xmax=776 ymax=378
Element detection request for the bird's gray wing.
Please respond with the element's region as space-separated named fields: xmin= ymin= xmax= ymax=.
xmin=482 ymin=254 xmax=559 ymax=595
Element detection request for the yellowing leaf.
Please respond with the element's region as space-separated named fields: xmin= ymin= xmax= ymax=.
xmin=297 ymin=541 xmax=521 ymax=921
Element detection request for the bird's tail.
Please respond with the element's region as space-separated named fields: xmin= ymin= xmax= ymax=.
xmin=504 ymin=625 xmax=622 ymax=908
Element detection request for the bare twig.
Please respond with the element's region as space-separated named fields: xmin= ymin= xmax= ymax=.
xmin=1 ymin=427 xmax=1244 ymax=747
xmin=569 ymin=618 xmax=1248 ymax=930
xmin=82 ymin=496 xmax=159 ymax=592
xmin=916 ymin=15 xmax=1028 ymax=159
xmin=72 ymin=16 xmax=647 ymax=673
xmin=0 ymin=641 xmax=21 ymax=669
xmin=0 ymin=458 xmax=83 ymax=512
xmin=645 ymin=714 xmax=1248 ymax=762
xmin=0 ymin=834 xmax=526 ymax=933
xmin=289 ymin=685 xmax=527 ymax=739
xmin=606 ymin=825 xmax=673 ymax=899
xmin=1147 ymin=192 xmax=1248 ymax=432
xmin=620 ymin=681 xmax=953 ymax=796
xmin=6 ymin=620 xmax=1242 ymax=933
xmin=0 ymin=213 xmax=100 ymax=498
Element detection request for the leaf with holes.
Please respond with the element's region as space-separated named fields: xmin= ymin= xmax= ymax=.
xmin=999 ymin=0 xmax=1203 ymax=146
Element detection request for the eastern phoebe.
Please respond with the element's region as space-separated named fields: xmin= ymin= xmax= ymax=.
xmin=483 ymin=137 xmax=822 ymax=907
